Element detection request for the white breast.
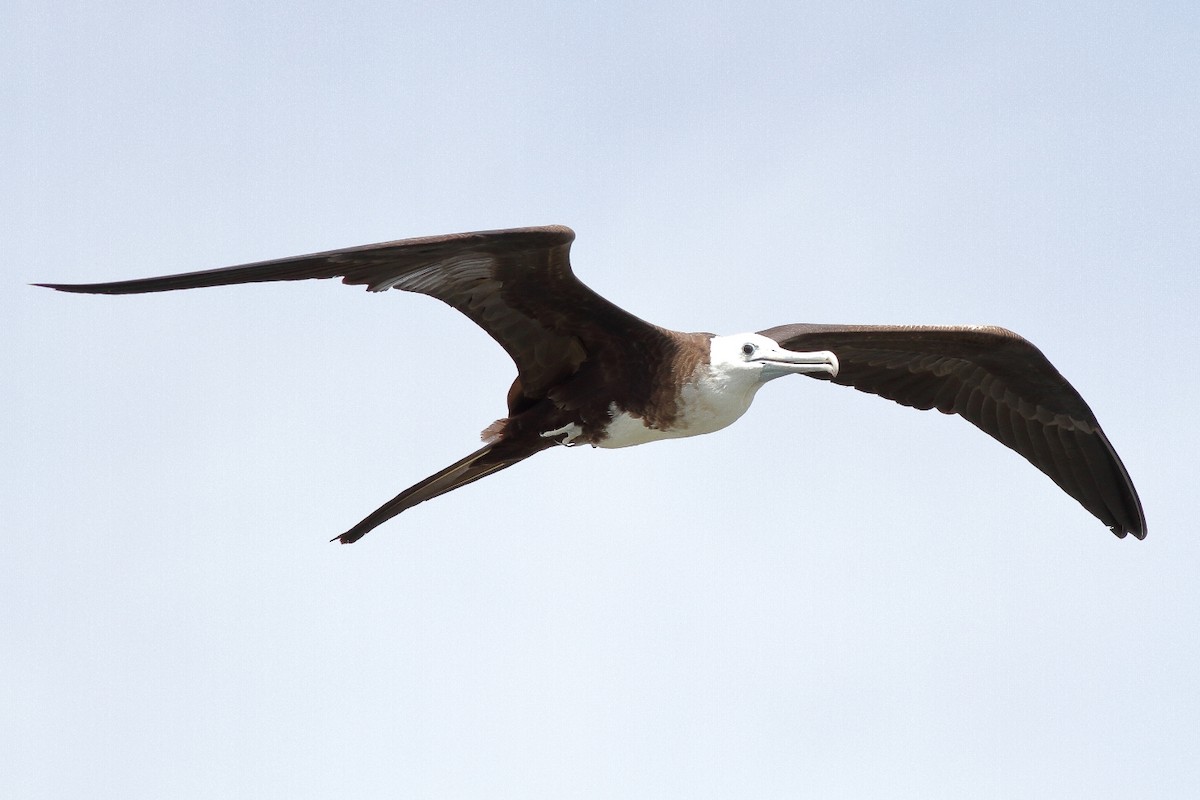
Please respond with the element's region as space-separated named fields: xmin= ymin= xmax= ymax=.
xmin=595 ymin=365 xmax=762 ymax=449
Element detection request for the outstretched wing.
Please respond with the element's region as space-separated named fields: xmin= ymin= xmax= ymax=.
xmin=759 ymin=323 xmax=1146 ymax=539
xmin=37 ymin=225 xmax=659 ymax=401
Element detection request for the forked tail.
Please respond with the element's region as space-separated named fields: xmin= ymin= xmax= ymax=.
xmin=333 ymin=441 xmax=541 ymax=544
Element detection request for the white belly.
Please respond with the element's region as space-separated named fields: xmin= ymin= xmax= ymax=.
xmin=595 ymin=374 xmax=759 ymax=449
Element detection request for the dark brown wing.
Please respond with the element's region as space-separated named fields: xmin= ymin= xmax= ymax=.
xmin=37 ymin=225 xmax=662 ymax=401
xmin=759 ymin=323 xmax=1146 ymax=539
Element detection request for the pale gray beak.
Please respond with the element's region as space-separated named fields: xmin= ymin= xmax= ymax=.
xmin=755 ymin=348 xmax=839 ymax=380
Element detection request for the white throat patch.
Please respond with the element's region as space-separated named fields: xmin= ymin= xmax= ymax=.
xmin=595 ymin=336 xmax=770 ymax=449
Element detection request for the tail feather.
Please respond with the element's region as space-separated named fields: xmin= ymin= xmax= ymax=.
xmin=333 ymin=441 xmax=537 ymax=544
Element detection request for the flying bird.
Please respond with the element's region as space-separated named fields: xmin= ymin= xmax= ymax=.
xmin=37 ymin=225 xmax=1146 ymax=543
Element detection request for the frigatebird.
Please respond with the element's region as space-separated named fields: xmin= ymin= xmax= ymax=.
xmin=38 ymin=225 xmax=1146 ymax=543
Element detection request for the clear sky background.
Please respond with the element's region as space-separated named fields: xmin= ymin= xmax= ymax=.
xmin=4 ymin=2 xmax=1198 ymax=797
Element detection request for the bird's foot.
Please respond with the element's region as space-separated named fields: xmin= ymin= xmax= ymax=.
xmin=540 ymin=423 xmax=583 ymax=446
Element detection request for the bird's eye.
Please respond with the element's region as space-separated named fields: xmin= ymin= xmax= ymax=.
xmin=741 ymin=343 xmax=756 ymax=356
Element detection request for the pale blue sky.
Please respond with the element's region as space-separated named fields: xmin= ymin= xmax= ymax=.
xmin=4 ymin=2 xmax=1198 ymax=797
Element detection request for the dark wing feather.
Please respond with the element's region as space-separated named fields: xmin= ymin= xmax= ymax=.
xmin=37 ymin=225 xmax=661 ymax=400
xmin=759 ymin=323 xmax=1146 ymax=539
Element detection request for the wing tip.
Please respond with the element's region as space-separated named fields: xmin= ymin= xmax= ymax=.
xmin=1108 ymin=519 xmax=1147 ymax=540
xmin=33 ymin=280 xmax=149 ymax=295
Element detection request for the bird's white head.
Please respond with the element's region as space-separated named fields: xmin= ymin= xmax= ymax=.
xmin=709 ymin=333 xmax=839 ymax=385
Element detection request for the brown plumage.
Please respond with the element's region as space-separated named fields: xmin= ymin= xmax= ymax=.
xmin=37 ymin=225 xmax=1146 ymax=542
xmin=758 ymin=324 xmax=1145 ymax=538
